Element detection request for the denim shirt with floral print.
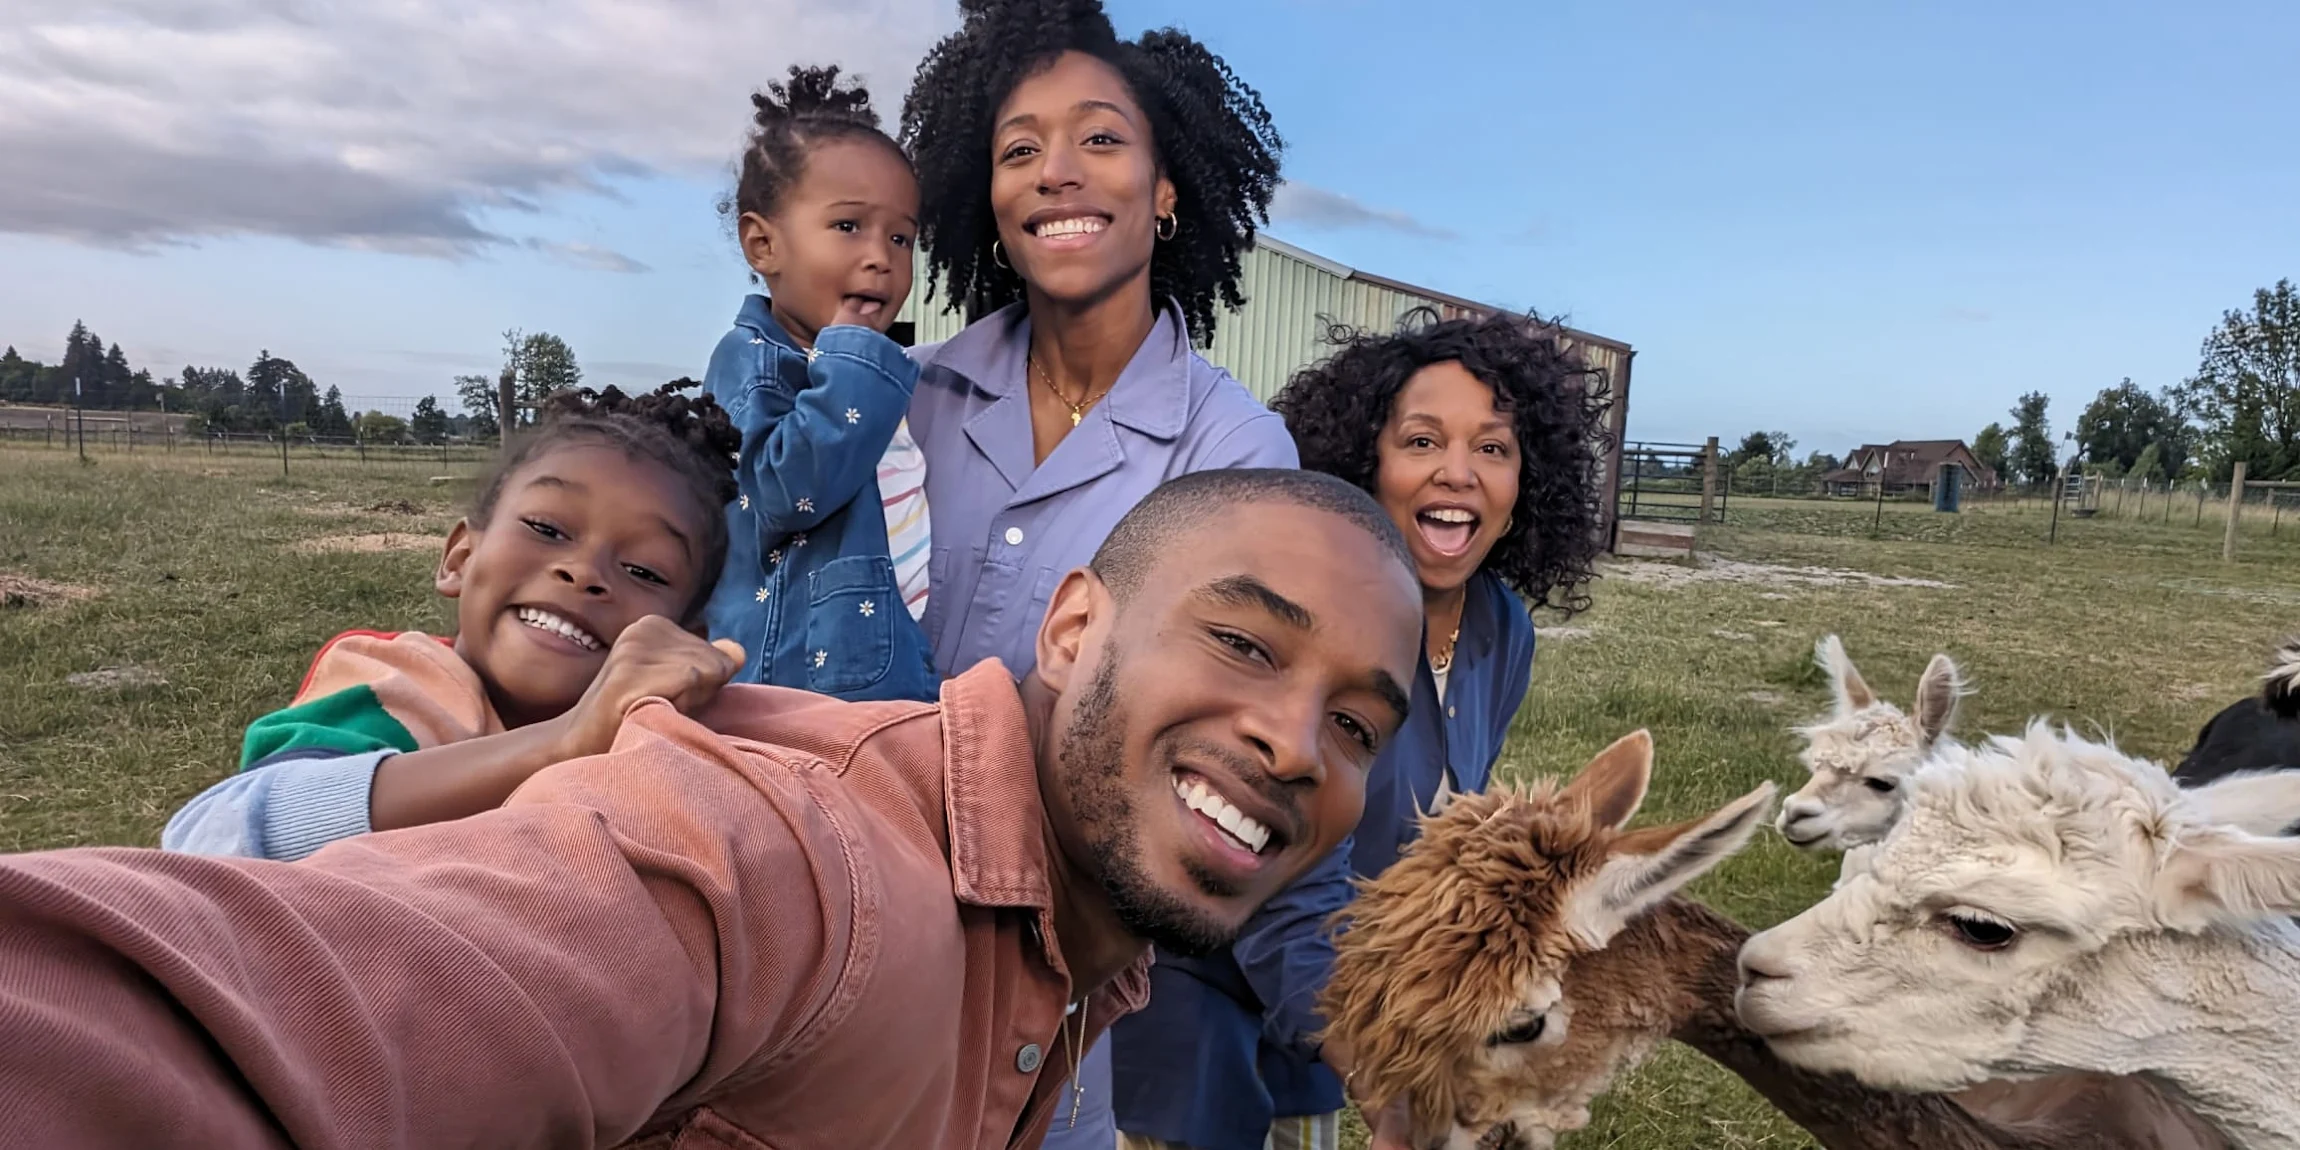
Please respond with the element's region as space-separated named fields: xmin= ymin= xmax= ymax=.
xmin=699 ymin=295 xmax=937 ymax=702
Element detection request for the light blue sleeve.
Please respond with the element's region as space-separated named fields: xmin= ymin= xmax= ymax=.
xmin=1191 ymin=409 xmax=1300 ymax=470
xmin=160 ymin=748 xmax=394 ymax=862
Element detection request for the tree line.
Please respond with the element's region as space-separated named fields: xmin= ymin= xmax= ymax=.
xmin=0 ymin=323 xmax=585 ymax=445
xmin=1726 ymin=278 xmax=2300 ymax=490
xmin=1968 ymin=280 xmax=2297 ymax=486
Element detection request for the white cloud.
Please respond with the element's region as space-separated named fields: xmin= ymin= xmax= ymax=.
xmin=0 ymin=0 xmax=953 ymax=260
xmin=525 ymin=240 xmax=650 ymax=275
xmin=1270 ymin=181 xmax=1457 ymax=239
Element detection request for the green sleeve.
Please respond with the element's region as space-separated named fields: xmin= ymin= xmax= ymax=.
xmin=238 ymin=684 xmax=421 ymax=771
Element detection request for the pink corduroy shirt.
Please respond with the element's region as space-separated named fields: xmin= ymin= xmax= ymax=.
xmin=0 ymin=658 xmax=1151 ymax=1150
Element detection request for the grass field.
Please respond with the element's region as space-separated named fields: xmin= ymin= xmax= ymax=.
xmin=5 ymin=445 xmax=2299 ymax=1147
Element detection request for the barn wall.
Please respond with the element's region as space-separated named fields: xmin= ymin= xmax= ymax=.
xmin=895 ymin=236 xmax=1636 ymax=549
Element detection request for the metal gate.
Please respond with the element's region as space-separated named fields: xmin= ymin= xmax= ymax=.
xmin=1616 ymin=441 xmax=1722 ymax=525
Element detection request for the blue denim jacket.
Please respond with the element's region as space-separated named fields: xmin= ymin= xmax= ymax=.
xmin=1110 ymin=569 xmax=1536 ymax=1148
xmin=700 ymin=295 xmax=937 ymax=703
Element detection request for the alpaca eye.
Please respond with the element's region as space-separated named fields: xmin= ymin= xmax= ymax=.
xmin=1487 ymin=1015 xmax=1547 ymax=1046
xmin=1862 ymin=777 xmax=1897 ymax=794
xmin=1942 ymin=911 xmax=2017 ymax=951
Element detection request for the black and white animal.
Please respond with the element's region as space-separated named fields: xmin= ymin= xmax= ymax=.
xmin=2173 ymin=638 xmax=2300 ymax=788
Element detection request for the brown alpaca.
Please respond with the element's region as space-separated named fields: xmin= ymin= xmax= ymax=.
xmin=1318 ymin=731 xmax=2225 ymax=1150
xmin=1318 ymin=730 xmax=1775 ymax=1147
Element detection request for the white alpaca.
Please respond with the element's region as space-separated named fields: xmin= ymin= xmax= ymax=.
xmin=1737 ymin=722 xmax=2300 ymax=1150
xmin=1775 ymin=635 xmax=1966 ymax=856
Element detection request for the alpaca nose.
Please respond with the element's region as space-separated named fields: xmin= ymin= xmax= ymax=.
xmin=1738 ymin=934 xmax=1795 ymax=985
xmin=1776 ymin=801 xmax=1824 ymax=840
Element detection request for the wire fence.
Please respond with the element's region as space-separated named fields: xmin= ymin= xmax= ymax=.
xmin=1628 ymin=438 xmax=2300 ymax=564
xmin=1710 ymin=472 xmax=2299 ymax=538
xmin=0 ymin=423 xmax=495 ymax=474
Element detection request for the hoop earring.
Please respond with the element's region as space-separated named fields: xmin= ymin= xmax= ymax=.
xmin=992 ymin=240 xmax=1011 ymax=270
xmin=1156 ymin=213 xmax=1177 ymax=241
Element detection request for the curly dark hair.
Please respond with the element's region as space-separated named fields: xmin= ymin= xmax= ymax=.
xmin=475 ymin=381 xmax=742 ymax=617
xmin=897 ymin=0 xmax=1282 ymax=345
xmin=717 ymin=64 xmax=911 ymax=249
xmin=1270 ymin=308 xmax=1613 ymax=615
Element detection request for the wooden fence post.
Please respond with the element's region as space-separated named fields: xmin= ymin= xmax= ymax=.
xmin=498 ymin=364 xmax=518 ymax=439
xmin=2223 ymin=461 xmax=2248 ymax=562
xmin=1699 ymin=436 xmax=1719 ymax=524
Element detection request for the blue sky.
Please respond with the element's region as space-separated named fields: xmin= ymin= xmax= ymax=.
xmin=4 ymin=0 xmax=2295 ymax=456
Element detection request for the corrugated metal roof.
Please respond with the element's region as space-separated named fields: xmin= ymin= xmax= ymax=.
xmin=896 ymin=235 xmax=1630 ymax=394
xmin=892 ymin=233 xmax=1636 ymax=548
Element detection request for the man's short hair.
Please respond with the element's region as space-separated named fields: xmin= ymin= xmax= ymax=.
xmin=1088 ymin=468 xmax=1417 ymax=602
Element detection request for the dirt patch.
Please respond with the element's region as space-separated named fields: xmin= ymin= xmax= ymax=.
xmin=2156 ymin=578 xmax=2300 ymax=608
xmin=0 ymin=574 xmax=98 ymax=610
xmin=65 ymin=665 xmax=167 ymax=691
xmin=294 ymin=498 xmax=433 ymax=519
xmin=1538 ymin=626 xmax=1596 ymax=643
xmin=290 ymin=533 xmax=437 ymax=555
xmin=1604 ymin=552 xmax=1957 ymax=593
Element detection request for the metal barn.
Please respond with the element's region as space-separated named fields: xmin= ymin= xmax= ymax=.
xmin=895 ymin=234 xmax=1635 ymax=549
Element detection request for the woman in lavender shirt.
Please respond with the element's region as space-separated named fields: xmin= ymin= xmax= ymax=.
xmin=896 ymin=1 xmax=1296 ymax=1144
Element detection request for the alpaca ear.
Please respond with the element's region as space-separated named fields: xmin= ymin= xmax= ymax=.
xmin=1816 ymin=635 xmax=1876 ymax=714
xmin=2264 ymin=638 xmax=2300 ymax=719
xmin=2183 ymin=770 xmax=2300 ymax=838
xmin=1912 ymin=653 xmax=1967 ymax=745
xmin=1563 ymin=781 xmax=1777 ymax=947
xmin=1426 ymin=780 xmax=1463 ymax=818
xmin=1556 ymin=730 xmax=1652 ymax=830
xmin=2156 ymin=825 xmax=2300 ymax=932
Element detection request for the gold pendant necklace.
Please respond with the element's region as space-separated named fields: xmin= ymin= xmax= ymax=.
xmin=1031 ymin=354 xmax=1105 ymax=427
xmin=1429 ymin=622 xmax=1462 ymax=675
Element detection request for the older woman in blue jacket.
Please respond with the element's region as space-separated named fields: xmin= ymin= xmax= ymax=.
xmin=1111 ymin=308 xmax=1614 ymax=1150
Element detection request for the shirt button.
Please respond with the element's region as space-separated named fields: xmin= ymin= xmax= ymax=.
xmin=1016 ymin=1043 xmax=1043 ymax=1073
xmin=1004 ymin=526 xmax=1025 ymax=546
xmin=1448 ymin=706 xmax=1457 ymax=718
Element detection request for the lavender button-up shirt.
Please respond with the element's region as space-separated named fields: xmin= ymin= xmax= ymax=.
xmin=907 ymin=300 xmax=1300 ymax=681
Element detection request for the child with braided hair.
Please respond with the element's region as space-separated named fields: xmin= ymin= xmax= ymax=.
xmin=697 ymin=63 xmax=939 ymax=703
xmin=163 ymin=383 xmax=752 ymax=861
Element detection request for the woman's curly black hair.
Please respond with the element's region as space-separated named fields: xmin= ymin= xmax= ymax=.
xmin=1271 ymin=307 xmax=1614 ymax=616
xmin=475 ymin=381 xmax=742 ymax=617
xmin=897 ymin=0 xmax=1283 ymax=345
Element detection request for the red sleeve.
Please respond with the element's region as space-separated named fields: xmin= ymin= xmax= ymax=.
xmin=0 ymin=702 xmax=851 ymax=1149
xmin=290 ymin=629 xmax=407 ymax=699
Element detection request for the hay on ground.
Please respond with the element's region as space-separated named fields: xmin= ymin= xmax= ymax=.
xmin=290 ymin=533 xmax=437 ymax=555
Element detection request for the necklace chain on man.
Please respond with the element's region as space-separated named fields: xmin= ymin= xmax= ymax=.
xmin=1031 ymin=353 xmax=1109 ymax=426
xmin=1066 ymin=996 xmax=1088 ymax=1127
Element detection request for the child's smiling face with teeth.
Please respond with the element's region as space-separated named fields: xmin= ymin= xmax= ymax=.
xmin=435 ymin=443 xmax=714 ymax=728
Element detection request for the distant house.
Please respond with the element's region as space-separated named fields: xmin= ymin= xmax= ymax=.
xmin=1822 ymin=439 xmax=2000 ymax=497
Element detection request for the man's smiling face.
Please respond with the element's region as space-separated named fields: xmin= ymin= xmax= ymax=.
xmin=1034 ymin=498 xmax=1423 ymax=955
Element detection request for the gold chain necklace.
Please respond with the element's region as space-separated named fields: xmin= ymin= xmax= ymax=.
xmin=1065 ymin=997 xmax=1089 ymax=1127
xmin=1031 ymin=354 xmax=1110 ymax=427
xmin=1429 ymin=622 xmax=1462 ymax=675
